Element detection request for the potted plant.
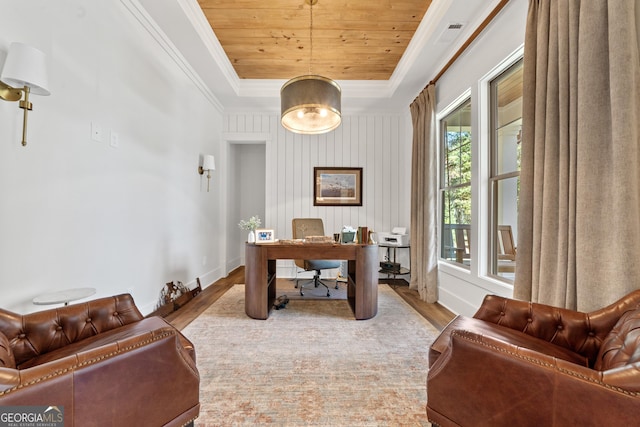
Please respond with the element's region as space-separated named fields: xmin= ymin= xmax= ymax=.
xmin=238 ymin=215 xmax=261 ymax=243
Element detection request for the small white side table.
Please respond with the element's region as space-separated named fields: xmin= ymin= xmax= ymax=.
xmin=33 ymin=287 xmax=97 ymax=306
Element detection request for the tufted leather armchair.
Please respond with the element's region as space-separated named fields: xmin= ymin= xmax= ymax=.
xmin=0 ymin=294 xmax=199 ymax=426
xmin=427 ymin=290 xmax=640 ymax=426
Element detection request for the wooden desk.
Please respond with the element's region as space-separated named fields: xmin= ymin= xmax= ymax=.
xmin=245 ymin=242 xmax=378 ymax=320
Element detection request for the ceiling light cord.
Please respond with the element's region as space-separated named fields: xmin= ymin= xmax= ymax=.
xmin=309 ymin=0 xmax=313 ymax=75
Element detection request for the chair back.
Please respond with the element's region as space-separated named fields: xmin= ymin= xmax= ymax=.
xmin=498 ymin=225 xmax=516 ymax=260
xmin=292 ymin=218 xmax=326 ymax=269
xmin=442 ymin=224 xmax=470 ymax=263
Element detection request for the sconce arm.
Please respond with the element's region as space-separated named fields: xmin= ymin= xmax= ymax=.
xmin=0 ymin=80 xmax=23 ymax=102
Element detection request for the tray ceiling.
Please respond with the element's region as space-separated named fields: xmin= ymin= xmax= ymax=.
xmin=197 ymin=0 xmax=433 ymax=80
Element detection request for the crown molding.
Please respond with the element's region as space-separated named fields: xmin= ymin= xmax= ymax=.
xmin=176 ymin=0 xmax=240 ymax=95
xmin=388 ymin=0 xmax=454 ymax=94
xmin=175 ymin=0 xmax=399 ymax=100
xmin=120 ymin=0 xmax=224 ymax=112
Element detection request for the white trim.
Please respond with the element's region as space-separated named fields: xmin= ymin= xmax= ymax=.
xmin=120 ymin=0 xmax=224 ymax=112
xmin=436 ymin=88 xmax=472 ymax=266
xmin=220 ymin=132 xmax=271 ymax=270
xmin=477 ymin=44 xmax=524 ymax=284
xmin=221 ymin=132 xmax=272 ymax=144
xmin=176 ymin=0 xmax=240 ymax=95
xmin=436 ymin=88 xmax=472 ymax=121
xmin=390 ymin=0 xmax=453 ymax=93
xmin=167 ymin=0 xmax=506 ymax=105
xmin=480 ymin=45 xmax=525 ymax=86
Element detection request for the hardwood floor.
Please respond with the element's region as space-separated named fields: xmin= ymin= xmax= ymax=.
xmin=164 ymin=267 xmax=456 ymax=331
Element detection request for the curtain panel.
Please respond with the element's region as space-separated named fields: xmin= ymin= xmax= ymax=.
xmin=409 ymin=84 xmax=438 ymax=303
xmin=515 ymin=0 xmax=640 ymax=311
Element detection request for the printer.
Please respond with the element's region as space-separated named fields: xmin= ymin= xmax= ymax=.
xmin=378 ymin=227 xmax=410 ymax=246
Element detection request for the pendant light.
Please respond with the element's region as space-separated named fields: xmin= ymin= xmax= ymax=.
xmin=280 ymin=0 xmax=341 ymax=134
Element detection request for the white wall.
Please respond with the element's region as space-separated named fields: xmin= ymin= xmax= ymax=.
xmin=434 ymin=0 xmax=528 ymax=316
xmin=223 ymin=113 xmax=412 ymax=278
xmin=0 ymin=0 xmax=224 ymax=314
xmin=228 ymin=143 xmax=266 ymax=269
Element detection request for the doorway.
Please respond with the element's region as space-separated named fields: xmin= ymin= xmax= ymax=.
xmin=225 ymin=141 xmax=266 ymax=269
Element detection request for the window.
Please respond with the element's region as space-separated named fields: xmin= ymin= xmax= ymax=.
xmin=440 ymin=99 xmax=472 ymax=267
xmin=489 ymin=59 xmax=523 ymax=280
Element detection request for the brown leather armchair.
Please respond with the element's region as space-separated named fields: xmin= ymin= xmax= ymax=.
xmin=427 ymin=290 xmax=640 ymax=426
xmin=0 ymin=294 xmax=199 ymax=426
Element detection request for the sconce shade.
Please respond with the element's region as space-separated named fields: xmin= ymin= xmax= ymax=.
xmin=281 ymin=75 xmax=341 ymax=135
xmin=1 ymin=42 xmax=50 ymax=96
xmin=202 ymin=155 xmax=215 ymax=171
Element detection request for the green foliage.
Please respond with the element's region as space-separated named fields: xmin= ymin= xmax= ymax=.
xmin=443 ymin=130 xmax=471 ymax=225
xmin=238 ymin=215 xmax=261 ymax=231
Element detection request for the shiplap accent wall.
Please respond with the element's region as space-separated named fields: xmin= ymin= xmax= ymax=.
xmin=224 ymin=112 xmax=413 ymax=276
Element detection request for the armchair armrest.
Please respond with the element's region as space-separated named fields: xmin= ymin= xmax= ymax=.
xmin=0 ymin=317 xmax=199 ymax=427
xmin=0 ymin=294 xmax=143 ymax=367
xmin=473 ymin=291 xmax=640 ymax=365
xmin=427 ymin=329 xmax=640 ymax=427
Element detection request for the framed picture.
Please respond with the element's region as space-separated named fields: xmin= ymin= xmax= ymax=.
xmin=314 ymin=167 xmax=363 ymax=206
xmin=254 ymin=229 xmax=276 ymax=244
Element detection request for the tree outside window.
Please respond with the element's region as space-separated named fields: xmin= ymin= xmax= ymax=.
xmin=441 ymin=100 xmax=472 ymax=266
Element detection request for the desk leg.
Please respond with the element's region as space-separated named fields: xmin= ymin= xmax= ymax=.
xmin=267 ymin=259 xmax=276 ymax=304
xmin=352 ymin=245 xmax=378 ymax=320
xmin=245 ymin=243 xmax=270 ymax=319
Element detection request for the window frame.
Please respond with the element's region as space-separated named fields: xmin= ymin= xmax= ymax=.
xmin=487 ymin=56 xmax=524 ymax=283
xmin=439 ymin=93 xmax=472 ymax=268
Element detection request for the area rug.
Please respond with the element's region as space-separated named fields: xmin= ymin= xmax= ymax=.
xmin=181 ymin=284 xmax=437 ymax=426
xmin=275 ymin=277 xmax=347 ymax=300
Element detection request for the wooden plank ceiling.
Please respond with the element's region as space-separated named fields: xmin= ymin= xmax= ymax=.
xmin=197 ymin=0 xmax=433 ymax=80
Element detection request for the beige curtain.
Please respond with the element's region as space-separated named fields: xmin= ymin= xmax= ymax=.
xmin=515 ymin=0 xmax=640 ymax=311
xmin=409 ymin=84 xmax=438 ymax=303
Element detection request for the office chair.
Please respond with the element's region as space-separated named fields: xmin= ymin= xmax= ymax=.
xmin=292 ymin=218 xmax=341 ymax=297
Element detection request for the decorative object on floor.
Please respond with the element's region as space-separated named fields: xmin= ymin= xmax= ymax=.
xmin=280 ymin=0 xmax=341 ymax=135
xmin=427 ymin=290 xmax=640 ymax=426
xmin=273 ymin=294 xmax=289 ymax=310
xmin=0 ymin=42 xmax=50 ymax=146
xmin=238 ymin=214 xmax=261 ymax=243
xmin=182 ymin=284 xmax=437 ymax=425
xmin=314 ymin=167 xmax=363 ymax=206
xmin=0 ymin=294 xmax=199 ymax=426
xmin=150 ymin=279 xmax=202 ymax=317
xmin=194 ymin=277 xmax=203 ymax=297
xmin=197 ymin=154 xmax=215 ymax=192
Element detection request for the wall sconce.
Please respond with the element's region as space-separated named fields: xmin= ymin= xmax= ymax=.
xmin=198 ymin=155 xmax=215 ymax=192
xmin=0 ymin=42 xmax=50 ymax=146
